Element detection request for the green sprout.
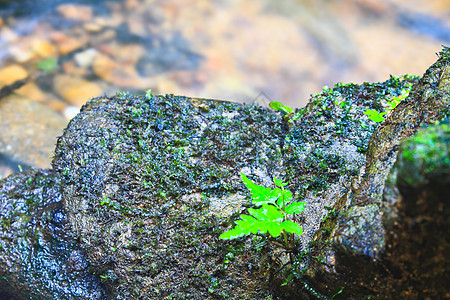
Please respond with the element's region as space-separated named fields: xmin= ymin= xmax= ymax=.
xmin=363 ymin=110 xmax=387 ymax=123
xmin=364 ymin=87 xmax=411 ymax=122
xmin=145 ymin=89 xmax=153 ymax=100
xmin=220 ymin=173 xmax=306 ymax=255
xmin=269 ymin=101 xmax=293 ymax=115
xmin=269 ymin=101 xmax=302 ymax=122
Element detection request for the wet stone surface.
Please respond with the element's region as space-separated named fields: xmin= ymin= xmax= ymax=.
xmin=0 ymin=47 xmax=448 ymax=299
xmin=0 ymin=169 xmax=106 ymax=300
xmin=0 ymin=95 xmax=67 ymax=175
xmin=303 ymin=47 xmax=449 ymax=299
xmin=52 ymin=93 xmax=283 ymax=299
xmin=51 ymin=85 xmax=391 ymax=298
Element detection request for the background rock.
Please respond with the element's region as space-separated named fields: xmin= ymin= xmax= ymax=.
xmin=0 ymin=96 xmax=67 ymax=177
xmin=1 ymin=0 xmax=449 ymax=178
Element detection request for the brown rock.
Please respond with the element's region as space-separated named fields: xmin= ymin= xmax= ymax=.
xmin=126 ymin=17 xmax=147 ymax=37
xmin=31 ymin=39 xmax=57 ymax=58
xmin=92 ymin=53 xmax=117 ymax=81
xmin=0 ymin=95 xmax=67 ymax=172
xmin=15 ymin=82 xmax=47 ymax=102
xmin=0 ymin=64 xmax=28 ymax=87
xmin=58 ymin=38 xmax=85 ymax=55
xmin=61 ymin=61 xmax=87 ymax=77
xmin=9 ymin=43 xmax=35 ymax=63
xmin=83 ymin=22 xmax=103 ymax=32
xmin=45 ymin=98 xmax=70 ymax=114
xmin=92 ymin=52 xmax=150 ymax=88
xmin=56 ymin=4 xmax=93 ymax=22
xmin=93 ymin=16 xmax=123 ymax=28
xmin=50 ymin=31 xmax=87 ymax=55
xmin=53 ymin=75 xmax=103 ymax=107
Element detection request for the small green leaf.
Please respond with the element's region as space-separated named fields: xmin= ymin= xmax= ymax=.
xmin=36 ymin=57 xmax=58 ymax=72
xmin=220 ymin=173 xmax=307 ymax=242
xmin=241 ymin=173 xmax=278 ymax=204
xmin=386 ymin=99 xmax=398 ymax=111
xmin=248 ymin=204 xmax=284 ymax=222
xmin=269 ymin=101 xmax=294 ymax=114
xmin=291 ymin=110 xmax=303 ymax=122
xmin=273 ymin=178 xmax=287 ymax=187
xmin=363 ymin=110 xmax=387 ymax=122
xmin=145 ymin=89 xmax=153 ymax=99
xmin=276 ymin=189 xmax=293 ymax=207
xmin=281 ymin=220 xmax=303 ymax=235
xmin=285 ymin=202 xmax=306 ymax=214
xmin=387 ymin=89 xmax=409 ymax=111
xmin=265 ymin=222 xmax=283 ymax=237
xmin=219 ymin=227 xmax=245 ymax=240
xmin=219 ymin=214 xmax=258 ymax=239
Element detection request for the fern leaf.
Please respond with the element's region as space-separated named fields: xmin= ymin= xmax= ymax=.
xmin=281 ymin=220 xmax=303 ymax=235
xmin=248 ymin=204 xmax=284 ymax=222
xmin=276 ymin=189 xmax=292 ymax=207
xmin=241 ymin=173 xmax=279 ymax=204
xmin=219 ymin=214 xmax=258 ymax=239
xmin=285 ymin=202 xmax=306 ymax=214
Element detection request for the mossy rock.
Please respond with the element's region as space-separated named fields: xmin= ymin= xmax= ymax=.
xmin=52 ymin=94 xmax=284 ymax=299
xmin=0 ymin=47 xmax=448 ymax=299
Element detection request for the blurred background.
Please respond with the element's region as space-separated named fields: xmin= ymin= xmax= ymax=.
xmin=0 ymin=0 xmax=449 ymax=177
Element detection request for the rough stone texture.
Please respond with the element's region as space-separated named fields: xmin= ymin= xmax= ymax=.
xmin=0 ymin=169 xmax=106 ymax=299
xmin=52 ymin=93 xmax=283 ymax=299
xmin=0 ymin=47 xmax=448 ymax=299
xmin=302 ymin=47 xmax=449 ymax=299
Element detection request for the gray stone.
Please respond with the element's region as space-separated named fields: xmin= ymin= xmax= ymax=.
xmin=0 ymin=47 xmax=448 ymax=299
xmin=0 ymin=169 xmax=106 ymax=299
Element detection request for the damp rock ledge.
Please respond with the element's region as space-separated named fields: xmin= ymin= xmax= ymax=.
xmin=0 ymin=47 xmax=449 ymax=299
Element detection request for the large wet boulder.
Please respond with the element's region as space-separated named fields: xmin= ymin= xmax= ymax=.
xmin=0 ymin=47 xmax=448 ymax=299
xmin=52 ymin=93 xmax=284 ymax=299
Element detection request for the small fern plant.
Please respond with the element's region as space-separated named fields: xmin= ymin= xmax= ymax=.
xmin=269 ymin=101 xmax=302 ymax=122
xmin=220 ymin=173 xmax=306 ymax=253
xmin=364 ymin=86 xmax=411 ymax=122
